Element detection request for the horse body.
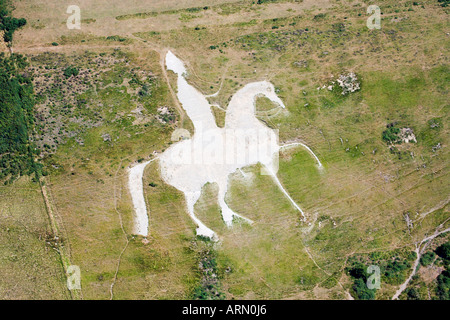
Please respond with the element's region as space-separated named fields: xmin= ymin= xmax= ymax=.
xmin=130 ymin=51 xmax=321 ymax=240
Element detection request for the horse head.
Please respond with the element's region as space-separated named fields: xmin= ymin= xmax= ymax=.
xmin=225 ymin=81 xmax=286 ymax=130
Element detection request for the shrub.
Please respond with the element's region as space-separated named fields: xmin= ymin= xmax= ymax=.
xmin=346 ymin=262 xmax=376 ymax=299
xmin=63 ymin=66 xmax=79 ymax=78
xmin=436 ymin=270 xmax=450 ymax=300
xmin=0 ymin=2 xmax=26 ymax=43
xmin=106 ymin=35 xmax=126 ymax=42
xmin=420 ymin=252 xmax=436 ymax=267
xmin=436 ymin=242 xmax=450 ymax=261
xmin=382 ymin=126 xmax=400 ymax=143
xmin=406 ymin=288 xmax=420 ymax=300
xmin=352 ymin=278 xmax=375 ymax=300
xmin=438 ymin=0 xmax=450 ymax=8
xmin=0 ymin=16 xmax=26 ymax=42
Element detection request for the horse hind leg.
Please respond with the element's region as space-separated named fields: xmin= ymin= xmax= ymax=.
xmin=184 ymin=190 xmax=217 ymax=240
xmin=217 ymin=178 xmax=253 ymax=227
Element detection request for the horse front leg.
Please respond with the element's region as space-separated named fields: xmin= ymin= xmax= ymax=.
xmin=262 ymin=163 xmax=306 ymax=221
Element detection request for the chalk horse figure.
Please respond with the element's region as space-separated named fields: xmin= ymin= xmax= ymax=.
xmin=129 ymin=51 xmax=322 ymax=240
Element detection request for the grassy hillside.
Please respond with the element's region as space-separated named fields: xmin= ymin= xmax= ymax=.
xmin=1 ymin=0 xmax=448 ymax=299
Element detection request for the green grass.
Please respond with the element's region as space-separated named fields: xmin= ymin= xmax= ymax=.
xmin=0 ymin=177 xmax=68 ymax=299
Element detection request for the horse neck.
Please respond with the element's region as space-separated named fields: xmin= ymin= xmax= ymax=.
xmin=226 ymin=90 xmax=260 ymax=119
xmin=176 ymin=76 xmax=218 ymax=132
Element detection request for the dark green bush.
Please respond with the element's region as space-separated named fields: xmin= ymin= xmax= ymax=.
xmin=436 ymin=270 xmax=450 ymax=300
xmin=346 ymin=262 xmax=376 ymax=300
xmin=438 ymin=0 xmax=450 ymax=8
xmin=436 ymin=242 xmax=450 ymax=261
xmin=382 ymin=126 xmax=400 ymax=143
xmin=352 ymin=278 xmax=375 ymax=300
xmin=106 ymin=35 xmax=126 ymax=42
xmin=63 ymin=66 xmax=79 ymax=78
xmin=0 ymin=1 xmax=26 ymax=43
xmin=384 ymin=260 xmax=410 ymax=284
xmin=420 ymin=252 xmax=436 ymax=267
xmin=406 ymin=288 xmax=421 ymax=300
